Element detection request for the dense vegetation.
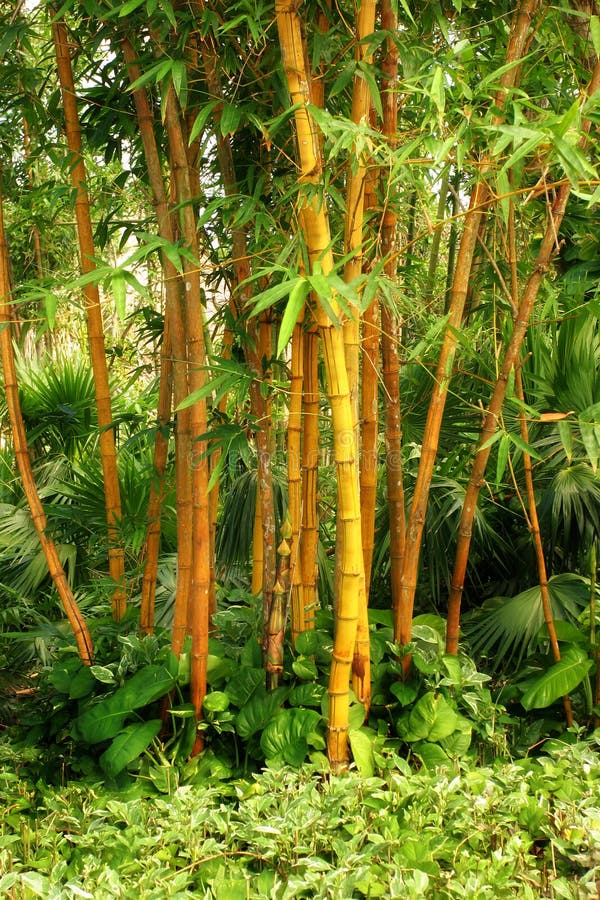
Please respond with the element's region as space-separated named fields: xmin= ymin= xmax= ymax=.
xmin=1 ymin=0 xmax=600 ymax=894
xmin=2 ymin=736 xmax=600 ymax=897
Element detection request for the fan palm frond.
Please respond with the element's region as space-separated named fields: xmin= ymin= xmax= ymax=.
xmin=462 ymin=573 xmax=590 ymax=672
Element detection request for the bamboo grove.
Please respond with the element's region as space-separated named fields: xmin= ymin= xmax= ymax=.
xmin=1 ymin=0 xmax=600 ymax=770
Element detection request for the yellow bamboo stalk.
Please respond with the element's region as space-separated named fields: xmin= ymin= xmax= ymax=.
xmin=275 ymin=0 xmax=365 ymax=770
xmin=300 ymin=320 xmax=320 ymax=632
xmin=289 ymin=320 xmax=305 ymax=644
xmin=342 ymin=0 xmax=376 ymax=715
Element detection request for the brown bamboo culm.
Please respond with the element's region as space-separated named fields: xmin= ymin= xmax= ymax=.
xmin=446 ymin=51 xmax=600 ymax=654
xmin=51 ymin=16 xmax=126 ymax=620
xmin=396 ymin=0 xmax=540 ymax=661
xmin=0 ymin=169 xmax=93 ymax=664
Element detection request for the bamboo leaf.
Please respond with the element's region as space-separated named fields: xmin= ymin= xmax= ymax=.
xmin=117 ymin=0 xmax=146 ymax=15
xmin=249 ymin=279 xmax=297 ymax=317
xmin=520 ymin=647 xmax=593 ymax=710
xmin=277 ymin=279 xmax=308 ymax=356
xmin=188 ymin=101 xmax=220 ymax=145
xmin=507 ymin=431 xmax=543 ymax=460
xmin=357 ymin=61 xmax=382 ymax=118
xmin=111 ymin=271 xmax=127 ymax=321
xmin=495 ymin=432 xmax=510 ymax=486
xmin=591 ymin=16 xmax=600 ymax=57
xmin=170 ymin=60 xmax=188 ymax=110
xmin=430 ymin=65 xmax=445 ymax=118
xmin=330 ymin=61 xmax=356 ymax=97
xmin=220 ymin=103 xmax=242 ymax=137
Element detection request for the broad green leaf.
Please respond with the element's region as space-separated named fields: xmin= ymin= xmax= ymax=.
xmin=440 ymin=654 xmax=462 ymax=686
xmin=390 ymin=680 xmax=419 ymax=707
xmin=73 ymin=665 xmax=176 ymax=744
xmin=292 ymin=655 xmax=318 ymax=681
xmin=404 ymin=692 xmax=459 ymax=742
xmin=520 ymin=647 xmax=593 ymax=710
xmin=411 ymin=740 xmax=450 ymax=769
xmin=349 ymin=727 xmax=375 ymax=777
xmin=90 ymin=665 xmax=116 ymax=685
xmin=68 ymin=666 xmax=96 ymax=699
xmin=225 ymin=666 xmax=264 ymax=708
xmin=440 ymin=722 xmax=472 ymax=757
xmin=99 ymin=719 xmax=161 ymax=778
xmin=235 ymin=687 xmax=287 ymax=739
xmin=203 ymin=691 xmax=230 ymax=713
xmin=288 ymin=682 xmax=325 ymax=707
xmin=260 ymin=707 xmax=322 ymax=764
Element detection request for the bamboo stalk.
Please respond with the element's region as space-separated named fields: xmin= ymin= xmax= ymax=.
xmin=266 ymin=518 xmax=292 ymax=690
xmin=51 ymin=15 xmax=126 ymax=620
xmin=300 ymin=320 xmax=320 ymax=633
xmin=446 ymin=52 xmax=600 ymax=654
xmin=341 ymin=0 xmax=376 ymax=713
xmin=289 ymin=320 xmax=305 ymax=644
xmin=0 ymin=169 xmax=93 ymax=664
xmin=397 ymin=0 xmax=540 ymax=656
xmin=514 ymin=367 xmax=573 ymax=726
xmin=253 ymin=314 xmax=277 ymax=657
xmin=162 ymin=83 xmax=211 ymax=748
xmin=380 ymin=0 xmax=405 ymax=616
xmin=275 ymin=0 xmax=365 ymax=770
xmin=360 ymin=296 xmax=379 ymax=597
xmin=139 ymin=323 xmax=172 ymax=635
xmin=121 ymin=37 xmax=190 ymax=638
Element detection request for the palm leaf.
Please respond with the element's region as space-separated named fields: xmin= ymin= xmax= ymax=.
xmin=462 ymin=573 xmax=590 ymax=672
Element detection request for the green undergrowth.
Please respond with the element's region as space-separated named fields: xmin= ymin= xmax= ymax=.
xmin=1 ymin=735 xmax=600 ymax=899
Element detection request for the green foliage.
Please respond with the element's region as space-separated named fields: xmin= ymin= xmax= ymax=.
xmin=12 ymin=632 xmax=181 ymax=780
xmin=2 ymin=734 xmax=600 ymax=897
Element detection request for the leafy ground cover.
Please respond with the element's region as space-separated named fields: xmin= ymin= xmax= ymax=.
xmin=1 ymin=735 xmax=599 ymax=899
